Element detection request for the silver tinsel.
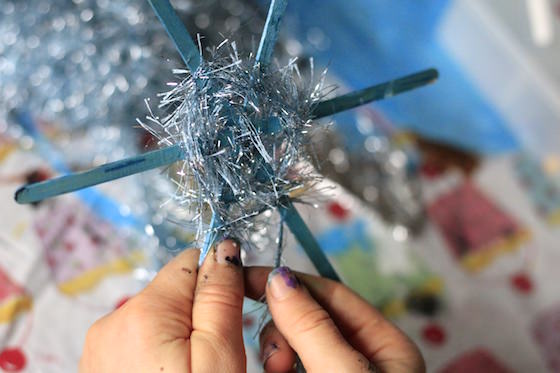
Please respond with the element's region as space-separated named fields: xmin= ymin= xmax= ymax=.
xmin=139 ymin=41 xmax=326 ymax=240
xmin=1 ymin=0 xmax=426 ymax=250
xmin=0 ymin=0 xmax=185 ymax=129
xmin=311 ymin=123 xmax=425 ymax=233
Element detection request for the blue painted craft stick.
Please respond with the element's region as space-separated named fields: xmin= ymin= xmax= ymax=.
xmin=147 ymin=0 xmax=201 ymax=72
xmin=12 ymin=110 xmax=68 ymax=173
xmin=274 ymin=217 xmax=284 ymax=268
xmin=312 ymin=68 xmax=439 ymax=119
xmin=199 ymin=211 xmax=223 ymax=265
xmin=256 ymin=0 xmax=288 ymax=66
xmin=13 ymin=110 xmax=193 ymax=251
xmin=12 ymin=110 xmax=142 ymax=229
xmin=278 ymin=201 xmax=340 ymax=281
xmin=15 ymin=144 xmax=184 ymax=204
xmin=14 ymin=69 xmax=438 ymax=205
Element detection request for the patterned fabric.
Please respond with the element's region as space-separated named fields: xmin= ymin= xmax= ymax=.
xmin=1 ymin=138 xmax=560 ymax=372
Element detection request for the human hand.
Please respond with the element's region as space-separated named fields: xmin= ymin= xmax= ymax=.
xmin=245 ymin=266 xmax=425 ymax=373
xmin=80 ymin=239 xmax=247 ymax=373
xmin=80 ymin=239 xmax=424 ymax=373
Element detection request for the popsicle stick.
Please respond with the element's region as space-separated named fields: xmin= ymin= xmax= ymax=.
xmin=278 ymin=200 xmax=340 ymax=281
xmin=199 ymin=211 xmax=223 ymax=265
xmin=148 ymin=0 xmax=201 ymax=72
xmin=12 ymin=110 xmax=68 ymax=173
xmin=15 ymin=144 xmax=184 ymax=204
xmin=14 ymin=68 xmax=438 ymax=205
xmin=256 ymin=0 xmax=288 ymax=66
xmin=312 ymin=68 xmax=439 ymax=119
xmin=274 ymin=217 xmax=284 ymax=268
xmin=12 ymin=110 xmax=142 ymax=229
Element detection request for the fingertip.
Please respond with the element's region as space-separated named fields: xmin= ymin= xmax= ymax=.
xmin=179 ymin=247 xmax=201 ymax=265
xmin=267 ymin=266 xmax=300 ymax=301
xmin=202 ymin=238 xmax=243 ymax=269
xmin=264 ymin=267 xmax=365 ymax=372
xmin=170 ymin=246 xmax=201 ymax=267
xmin=263 ymin=348 xmax=297 ymax=373
xmin=260 ymin=322 xmax=296 ymax=373
xmin=146 ymin=247 xmax=200 ymax=297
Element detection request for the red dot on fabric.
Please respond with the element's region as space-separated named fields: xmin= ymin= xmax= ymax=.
xmin=25 ymin=169 xmax=51 ymax=184
xmin=327 ymin=201 xmax=350 ymax=220
xmin=91 ymin=235 xmax=103 ymax=245
xmin=0 ymin=348 xmax=27 ymax=372
xmin=114 ymin=296 xmax=131 ymax=310
xmin=422 ymin=323 xmax=446 ymax=346
xmin=46 ymin=256 xmax=56 ymax=268
xmin=511 ymin=273 xmax=533 ymax=294
xmin=64 ymin=242 xmax=74 ymax=252
xmin=420 ymin=162 xmax=445 ymax=179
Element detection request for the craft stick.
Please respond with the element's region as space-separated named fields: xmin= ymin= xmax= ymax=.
xmin=12 ymin=110 xmax=143 ymax=229
xmin=199 ymin=212 xmax=222 ymax=265
xmin=274 ymin=217 xmax=284 ymax=267
xmin=312 ymin=68 xmax=439 ymax=119
xmin=14 ymin=68 xmax=438 ymax=204
xmin=148 ymin=0 xmax=201 ymax=72
xmin=12 ymin=110 xmax=68 ymax=173
xmin=256 ymin=0 xmax=288 ymax=66
xmin=15 ymin=144 xmax=184 ymax=204
xmin=278 ymin=201 xmax=340 ymax=281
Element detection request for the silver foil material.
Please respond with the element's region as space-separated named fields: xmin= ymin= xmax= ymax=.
xmin=139 ymin=41 xmax=326 ymax=241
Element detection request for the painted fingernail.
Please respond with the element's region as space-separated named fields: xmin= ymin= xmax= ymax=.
xmin=261 ymin=342 xmax=279 ymax=364
xmin=215 ymin=238 xmax=242 ymax=267
xmin=267 ymin=266 xmax=299 ymax=300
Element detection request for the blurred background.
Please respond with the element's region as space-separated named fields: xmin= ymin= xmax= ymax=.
xmin=1 ymin=0 xmax=560 ymax=371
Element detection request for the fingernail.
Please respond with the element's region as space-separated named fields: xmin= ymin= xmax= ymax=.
xmin=261 ymin=342 xmax=279 ymax=364
xmin=215 ymin=238 xmax=242 ymax=267
xmin=267 ymin=266 xmax=299 ymax=300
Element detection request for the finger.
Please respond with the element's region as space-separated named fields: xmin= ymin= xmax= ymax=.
xmin=259 ymin=321 xmax=296 ymax=373
xmin=83 ymin=249 xmax=201 ymax=372
xmin=191 ymin=239 xmax=246 ymax=372
xmin=142 ymin=248 xmax=200 ymax=332
xmin=246 ymin=266 xmax=425 ymax=373
xmin=266 ymin=266 xmax=371 ymax=372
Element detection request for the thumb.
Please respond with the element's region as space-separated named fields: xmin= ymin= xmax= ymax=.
xmin=266 ymin=267 xmax=372 ymax=372
xmin=191 ymin=239 xmax=246 ymax=372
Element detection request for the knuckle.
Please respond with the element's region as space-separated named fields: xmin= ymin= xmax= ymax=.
xmin=84 ymin=319 xmax=103 ymax=346
xmin=111 ymin=298 xmax=155 ymax=339
xmin=127 ymin=304 xmax=159 ymax=335
xmin=196 ymin=285 xmax=244 ymax=311
xmin=292 ymin=306 xmax=334 ymax=336
xmin=202 ymin=331 xmax=235 ymax=354
xmin=123 ymin=299 xmax=151 ymax=324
